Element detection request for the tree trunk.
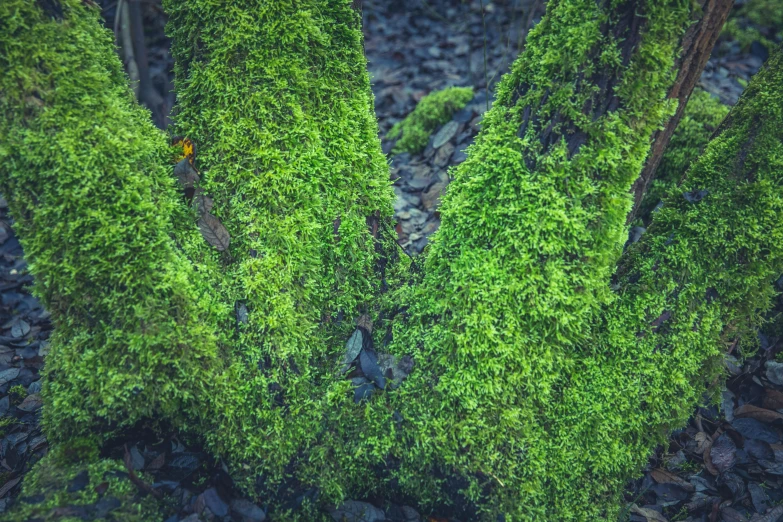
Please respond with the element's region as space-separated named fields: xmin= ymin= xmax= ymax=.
xmin=628 ymin=0 xmax=735 ymax=223
xmin=2 ymin=0 xmax=782 ymax=520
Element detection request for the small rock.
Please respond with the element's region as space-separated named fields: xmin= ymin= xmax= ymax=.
xmin=197 ymin=488 xmax=229 ymax=518
xmin=331 ymin=500 xmax=386 ymax=522
xmin=93 ymin=496 xmax=121 ymax=518
xmin=230 ymin=498 xmax=266 ymax=521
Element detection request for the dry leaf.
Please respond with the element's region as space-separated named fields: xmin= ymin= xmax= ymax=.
xmin=762 ymin=389 xmax=783 ymax=411
xmin=198 ymin=213 xmax=231 ymax=251
xmin=17 ymin=393 xmax=43 ymax=412
xmin=630 ymin=504 xmax=669 ymax=522
xmin=192 ymin=194 xmax=214 ymax=216
xmin=694 ymin=431 xmax=711 ymax=454
xmin=650 ymin=468 xmax=695 ymax=492
xmin=174 ymin=158 xmax=200 ymax=193
xmin=734 ymin=403 xmax=783 ymax=423
xmin=357 ymin=314 xmax=372 ymax=333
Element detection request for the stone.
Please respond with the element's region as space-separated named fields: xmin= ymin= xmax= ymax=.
xmin=422 ymin=180 xmax=448 ymax=211
xmin=433 ymin=142 xmax=455 ymax=167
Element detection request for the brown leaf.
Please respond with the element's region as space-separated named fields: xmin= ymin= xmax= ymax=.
xmin=198 ymin=213 xmax=231 ymax=251
xmin=192 ymin=193 xmax=214 ymax=216
xmin=630 ymin=504 xmax=669 ymax=522
xmin=709 ymin=433 xmax=737 ymax=474
xmin=753 ymin=505 xmax=783 ymax=522
xmin=694 ymin=431 xmax=711 ymax=454
xmin=734 ymin=404 xmax=783 ymax=423
xmin=357 ymin=314 xmax=372 ymax=333
xmin=123 ymin=445 xmax=162 ymax=499
xmin=146 ymin=452 xmax=165 ymax=471
xmin=174 ymin=158 xmax=200 ymax=190
xmin=762 ymin=389 xmax=783 ymax=411
xmin=17 ymin=393 xmax=43 ymax=412
xmin=650 ymin=468 xmax=695 ymax=492
xmin=0 ymin=476 xmax=21 ymax=498
xmin=94 ymin=481 xmax=109 ymax=495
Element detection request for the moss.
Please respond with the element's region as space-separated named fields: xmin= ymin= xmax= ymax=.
xmin=163 ymin=0 xmax=398 ymax=508
xmin=637 ymin=88 xmax=730 ymax=224
xmin=8 ymin=385 xmax=27 ymax=405
xmin=386 ymin=86 xmax=474 ymax=154
xmin=4 ymin=0 xmax=782 ymax=520
xmin=6 ymin=441 xmax=167 ymax=521
xmin=0 ymin=0 xmax=224 ymax=442
xmin=722 ymin=0 xmax=783 ymax=53
xmin=359 ymin=2 xmax=771 ymax=520
xmin=0 ymin=416 xmax=19 ymax=438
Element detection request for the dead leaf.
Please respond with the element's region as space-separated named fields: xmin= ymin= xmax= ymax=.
xmin=17 ymin=393 xmax=43 ymax=412
xmin=709 ymin=433 xmax=737 ymax=474
xmin=342 ymin=329 xmax=363 ymax=370
xmin=171 ymin=136 xmax=196 ymax=164
xmin=192 ymin=194 xmax=214 ymax=216
xmin=762 ymin=389 xmax=783 ymax=411
xmin=734 ymin=404 xmax=783 ymax=423
xmin=198 ymin=213 xmax=231 ymax=251
xmin=357 ymin=314 xmax=372 ymax=333
xmin=694 ymin=431 xmax=711 ymax=454
xmin=146 ymin=452 xmax=165 ymax=471
xmin=0 ymin=476 xmax=21 ymax=498
xmin=650 ymin=468 xmax=695 ymax=492
xmin=174 ymin=158 xmax=199 ymax=189
xmin=630 ymin=504 xmax=669 ymax=522
xmin=753 ymin=505 xmax=783 ymax=522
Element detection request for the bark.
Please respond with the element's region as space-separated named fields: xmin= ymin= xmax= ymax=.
xmin=628 ymin=0 xmax=735 ymax=223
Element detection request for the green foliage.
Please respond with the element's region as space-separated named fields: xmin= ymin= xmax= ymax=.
xmin=354 ymin=0 xmax=738 ymax=518
xmin=163 ymin=0 xmax=399 ymax=506
xmin=0 ymin=0 xmax=224 ymax=442
xmin=7 ymin=441 xmax=165 ymax=521
xmin=722 ymin=0 xmax=783 ymax=53
xmin=8 ymin=385 xmax=26 ymax=405
xmin=4 ymin=0 xmax=783 ymax=521
xmin=637 ymin=88 xmax=730 ymax=224
xmin=386 ymin=86 xmax=474 ymax=154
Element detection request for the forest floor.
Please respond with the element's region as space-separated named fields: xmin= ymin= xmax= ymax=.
xmin=1 ymin=1 xmax=783 ymax=521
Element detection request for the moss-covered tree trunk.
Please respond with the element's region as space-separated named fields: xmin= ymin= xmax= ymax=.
xmin=2 ymin=0 xmax=781 ymax=520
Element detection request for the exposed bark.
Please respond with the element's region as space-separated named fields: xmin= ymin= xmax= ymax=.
xmin=128 ymin=0 xmax=167 ymax=128
xmin=628 ymin=0 xmax=734 ymax=223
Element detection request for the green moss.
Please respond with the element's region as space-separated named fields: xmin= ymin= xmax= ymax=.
xmin=637 ymin=88 xmax=730 ymax=224
xmin=7 ymin=442 xmax=167 ymax=521
xmin=8 ymin=385 xmax=26 ymax=405
xmin=0 ymin=0 xmax=224 ymax=442
xmin=386 ymin=87 xmax=474 ymax=154
xmin=163 ymin=0 xmax=398 ymax=508
xmin=722 ymin=0 xmax=783 ymax=53
xmin=0 ymin=416 xmax=19 ymax=438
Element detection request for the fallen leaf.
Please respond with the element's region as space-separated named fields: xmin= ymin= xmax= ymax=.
xmin=0 ymin=476 xmax=21 ymax=498
xmin=753 ymin=505 xmax=783 ymax=522
xmin=763 ymin=389 xmax=783 ymax=411
xmin=710 ymin=433 xmax=737 ymax=474
xmin=17 ymin=393 xmax=42 ymax=412
xmin=734 ymin=404 xmax=783 ymax=423
xmin=360 ymin=349 xmax=386 ymax=390
xmin=174 ymin=158 xmax=200 ymax=190
xmin=357 ymin=314 xmax=372 ymax=333
xmin=171 ymin=136 xmax=196 ymax=164
xmin=342 ymin=329 xmax=363 ymax=370
xmin=330 ymin=500 xmax=385 ymax=522
xmin=198 ymin=213 xmax=231 ymax=251
xmin=650 ymin=468 xmax=695 ymax=492
xmin=11 ymin=319 xmax=30 ymax=339
xmin=630 ymin=504 xmax=668 ymax=522
xmin=192 ymin=194 xmax=214 ymax=216
xmin=146 ymin=452 xmax=165 ymax=471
